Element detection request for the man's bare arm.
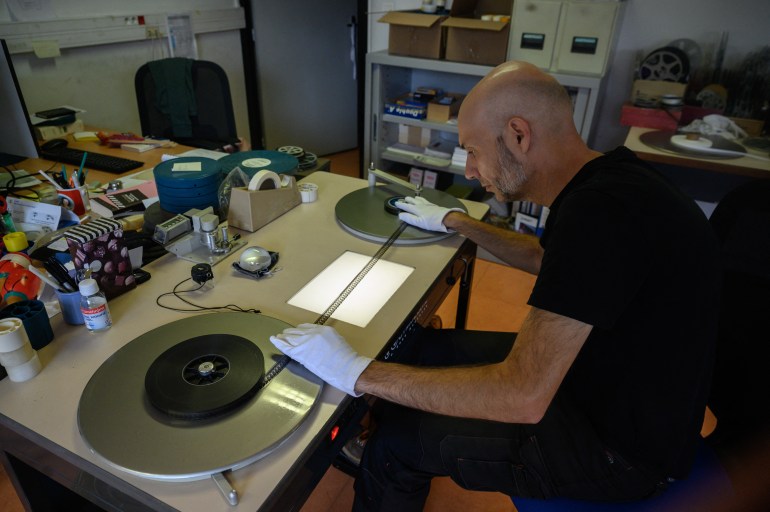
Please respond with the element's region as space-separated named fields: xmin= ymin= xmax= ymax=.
xmin=355 ymin=307 xmax=592 ymax=423
xmin=443 ymin=211 xmax=544 ymax=275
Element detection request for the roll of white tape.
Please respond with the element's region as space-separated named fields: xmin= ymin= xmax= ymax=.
xmin=0 ymin=341 xmax=35 ymax=367
xmin=0 ymin=318 xmax=29 ymax=353
xmin=299 ymin=183 xmax=318 ymax=203
xmin=247 ymin=170 xmax=282 ymax=191
xmin=6 ymin=351 xmax=42 ymax=382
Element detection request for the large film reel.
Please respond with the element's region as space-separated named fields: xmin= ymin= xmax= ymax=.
xmin=335 ymin=183 xmax=467 ymax=245
xmin=639 ymin=46 xmax=690 ymax=83
xmin=78 ymin=313 xmax=323 ymax=481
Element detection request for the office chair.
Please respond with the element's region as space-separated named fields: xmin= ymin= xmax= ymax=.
xmin=135 ymin=58 xmax=238 ymax=151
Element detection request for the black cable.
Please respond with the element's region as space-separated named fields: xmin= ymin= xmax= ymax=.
xmin=155 ymin=276 xmax=261 ymax=314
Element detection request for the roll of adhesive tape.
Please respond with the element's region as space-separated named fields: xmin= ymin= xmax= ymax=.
xmin=5 ymin=351 xmax=42 ymax=382
xmin=0 ymin=318 xmax=30 ymax=353
xmin=299 ymin=183 xmax=318 ymax=203
xmin=0 ymin=341 xmax=35 ymax=367
xmin=247 ymin=170 xmax=282 ymax=191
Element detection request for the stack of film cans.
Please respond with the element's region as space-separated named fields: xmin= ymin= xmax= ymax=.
xmin=0 ymin=317 xmax=42 ymax=382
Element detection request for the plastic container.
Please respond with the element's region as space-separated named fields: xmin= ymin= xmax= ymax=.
xmin=79 ymin=279 xmax=112 ymax=333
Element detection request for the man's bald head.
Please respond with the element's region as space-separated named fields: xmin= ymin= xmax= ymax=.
xmin=460 ymin=61 xmax=575 ymax=140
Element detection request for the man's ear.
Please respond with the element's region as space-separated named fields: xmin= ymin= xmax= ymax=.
xmin=506 ymin=117 xmax=531 ymax=153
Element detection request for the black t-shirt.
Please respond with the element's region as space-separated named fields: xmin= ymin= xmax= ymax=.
xmin=529 ymin=147 xmax=721 ymax=478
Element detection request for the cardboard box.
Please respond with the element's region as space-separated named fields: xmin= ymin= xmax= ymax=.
xmin=34 ymin=119 xmax=85 ymax=141
xmin=443 ymin=0 xmax=512 ymax=66
xmin=63 ymin=218 xmax=135 ymax=300
xmin=630 ymin=80 xmax=688 ymax=106
xmin=620 ymin=103 xmax=681 ymax=131
xmin=378 ymin=11 xmax=447 ymax=59
xmin=399 ymin=125 xmax=431 ymax=147
xmin=384 ymin=94 xmax=428 ymax=120
xmin=427 ymin=93 xmax=465 ymax=123
xmin=227 ymin=177 xmax=301 ymax=233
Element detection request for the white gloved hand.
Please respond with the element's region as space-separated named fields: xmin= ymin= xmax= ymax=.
xmin=270 ymin=324 xmax=372 ymax=396
xmin=396 ymin=196 xmax=463 ymax=233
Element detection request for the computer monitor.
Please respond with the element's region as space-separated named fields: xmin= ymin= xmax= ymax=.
xmin=0 ymin=38 xmax=39 ymax=167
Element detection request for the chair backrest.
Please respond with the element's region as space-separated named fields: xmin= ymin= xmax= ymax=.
xmin=707 ymin=179 xmax=770 ymax=450
xmin=135 ymin=58 xmax=238 ymax=150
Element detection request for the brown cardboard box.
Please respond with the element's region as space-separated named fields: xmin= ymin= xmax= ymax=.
xmin=227 ymin=177 xmax=301 ymax=233
xmin=443 ymin=0 xmax=512 ymax=66
xmin=378 ymin=11 xmax=447 ymax=59
xmin=427 ymin=93 xmax=465 ymax=123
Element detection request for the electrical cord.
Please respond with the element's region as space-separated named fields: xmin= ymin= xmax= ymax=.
xmin=155 ymin=276 xmax=261 ymax=314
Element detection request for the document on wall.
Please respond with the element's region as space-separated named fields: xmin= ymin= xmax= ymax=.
xmin=167 ymin=14 xmax=198 ymax=59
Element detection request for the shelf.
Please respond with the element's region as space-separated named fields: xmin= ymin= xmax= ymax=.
xmin=367 ymin=51 xmax=493 ymax=77
xmin=382 ymin=114 xmax=459 ymax=134
xmin=381 ymin=150 xmax=465 ymax=176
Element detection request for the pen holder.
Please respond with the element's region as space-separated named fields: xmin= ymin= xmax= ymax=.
xmin=55 ymin=289 xmax=84 ymax=325
xmin=58 ymin=185 xmax=90 ymax=216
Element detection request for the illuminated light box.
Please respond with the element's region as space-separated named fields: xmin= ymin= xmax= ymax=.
xmin=288 ymin=251 xmax=414 ymax=328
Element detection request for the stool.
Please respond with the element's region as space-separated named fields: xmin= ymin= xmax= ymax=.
xmin=512 ymin=441 xmax=733 ymax=511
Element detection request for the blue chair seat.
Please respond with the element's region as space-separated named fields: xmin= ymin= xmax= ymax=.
xmin=512 ymin=441 xmax=733 ymax=511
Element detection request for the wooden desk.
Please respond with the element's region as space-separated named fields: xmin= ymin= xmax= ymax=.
xmin=0 ymin=172 xmax=488 ymax=511
xmin=624 ymin=127 xmax=770 ymax=179
xmin=12 ymin=134 xmax=193 ymax=187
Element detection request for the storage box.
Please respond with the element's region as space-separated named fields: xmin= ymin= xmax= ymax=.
xmin=227 ymin=177 xmax=301 ymax=233
xmin=551 ymin=0 xmax=620 ymax=76
xmin=620 ymin=103 xmax=681 ymax=131
xmin=34 ymin=119 xmax=85 ymax=141
xmin=630 ymin=80 xmax=688 ymax=106
xmin=508 ymin=0 xmax=563 ymax=70
xmin=443 ymin=0 xmax=512 ymax=66
xmin=427 ymin=93 xmax=465 ymax=123
xmin=384 ymin=94 xmax=428 ymax=120
xmin=378 ymin=11 xmax=447 ymax=59
xmin=399 ymin=125 xmax=431 ymax=147
xmin=63 ymin=218 xmax=135 ymax=300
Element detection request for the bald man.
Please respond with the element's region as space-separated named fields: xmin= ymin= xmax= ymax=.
xmin=271 ymin=62 xmax=721 ymax=510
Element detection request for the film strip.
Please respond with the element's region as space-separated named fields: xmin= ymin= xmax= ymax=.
xmin=262 ymin=222 xmax=409 ymax=385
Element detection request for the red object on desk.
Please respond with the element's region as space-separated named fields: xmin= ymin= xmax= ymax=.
xmin=620 ymin=103 xmax=681 ymax=131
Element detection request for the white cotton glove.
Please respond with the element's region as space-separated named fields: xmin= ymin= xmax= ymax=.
xmin=395 ymin=196 xmax=463 ymax=233
xmin=270 ymin=324 xmax=372 ymax=396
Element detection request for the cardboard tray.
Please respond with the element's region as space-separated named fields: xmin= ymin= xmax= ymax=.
xmin=227 ymin=177 xmax=301 ymax=233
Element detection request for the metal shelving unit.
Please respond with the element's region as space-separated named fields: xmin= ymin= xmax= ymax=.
xmin=364 ymin=50 xmax=604 ymax=184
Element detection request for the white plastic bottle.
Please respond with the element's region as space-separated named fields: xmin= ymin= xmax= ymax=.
xmin=79 ymin=278 xmax=112 ymax=332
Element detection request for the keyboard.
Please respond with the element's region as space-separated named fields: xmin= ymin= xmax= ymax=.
xmin=39 ymin=146 xmax=143 ymax=174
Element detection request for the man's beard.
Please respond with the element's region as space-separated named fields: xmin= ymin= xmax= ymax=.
xmin=493 ymin=136 xmax=528 ymax=201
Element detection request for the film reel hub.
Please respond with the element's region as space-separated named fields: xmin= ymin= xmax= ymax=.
xmin=144 ymin=334 xmax=265 ymax=420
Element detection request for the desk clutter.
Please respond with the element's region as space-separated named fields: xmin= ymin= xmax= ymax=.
xmin=621 ymin=39 xmax=769 ymax=151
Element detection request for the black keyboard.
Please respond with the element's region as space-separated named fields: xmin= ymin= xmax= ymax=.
xmin=39 ymin=146 xmax=143 ymax=174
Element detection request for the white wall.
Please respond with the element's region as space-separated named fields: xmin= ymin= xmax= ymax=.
xmin=582 ymin=0 xmax=770 ymax=150
xmin=0 ymin=1 xmax=248 ymax=141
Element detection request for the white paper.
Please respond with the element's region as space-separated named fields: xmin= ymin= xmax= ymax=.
xmin=288 ymin=251 xmax=414 ymax=328
xmin=6 ymin=196 xmax=62 ymax=240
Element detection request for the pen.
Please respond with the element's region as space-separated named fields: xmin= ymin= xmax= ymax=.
xmin=78 ymin=152 xmax=88 ymax=185
xmin=61 ymin=164 xmax=67 ymax=183
xmin=38 ymin=170 xmax=63 ymax=190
